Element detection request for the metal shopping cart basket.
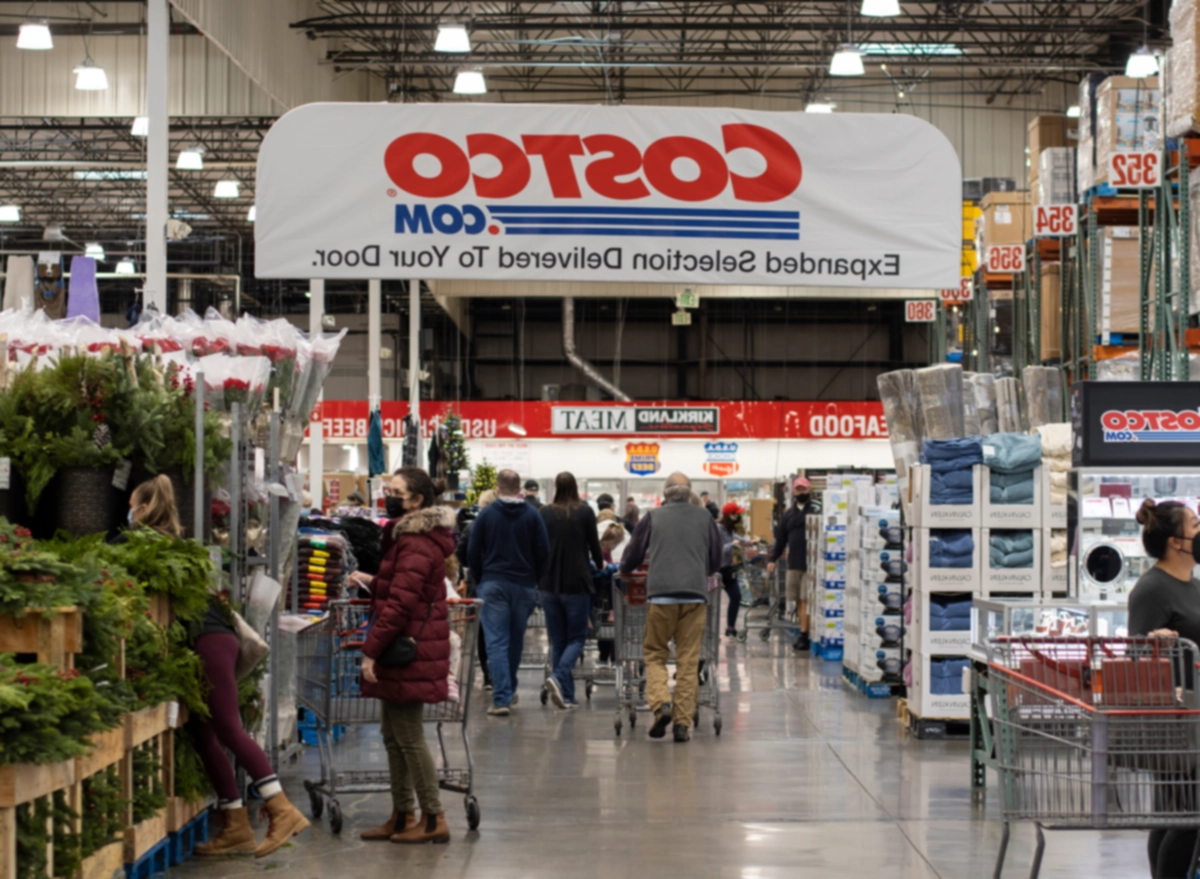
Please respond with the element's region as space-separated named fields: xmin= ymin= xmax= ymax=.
xmin=987 ymin=636 xmax=1200 ymax=879
xmin=612 ymin=569 xmax=722 ymax=737
xmin=296 ymin=598 xmax=483 ymax=833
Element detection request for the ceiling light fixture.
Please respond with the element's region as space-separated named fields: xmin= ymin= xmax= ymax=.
xmin=115 ymin=259 xmax=136 ymax=275
xmin=85 ymin=242 xmax=105 ymax=260
xmin=435 ymin=22 xmax=471 ymax=52
xmin=213 ymin=180 xmax=240 ymax=198
xmin=131 ymin=116 xmax=149 ymax=136
xmin=74 ymin=58 xmax=109 ymax=91
xmin=1066 ymin=105 xmax=1081 ymax=118
xmin=805 ymin=102 xmax=836 ymax=113
xmin=17 ymin=21 xmax=53 ymax=50
xmin=1125 ymin=45 xmax=1158 ymax=78
xmin=0 ymin=205 xmax=20 ymax=223
xmin=829 ymin=45 xmax=865 ymax=76
xmin=861 ymin=0 xmax=900 ymax=16
xmin=247 ymin=205 xmax=256 ymax=222
xmin=453 ymin=67 xmax=487 ymax=94
xmin=176 ymin=149 xmax=204 ymax=170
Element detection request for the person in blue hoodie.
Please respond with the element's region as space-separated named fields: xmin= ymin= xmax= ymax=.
xmin=467 ymin=469 xmax=551 ymax=715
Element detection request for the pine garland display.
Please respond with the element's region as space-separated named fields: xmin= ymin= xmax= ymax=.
xmin=81 ymin=766 xmax=126 ymax=857
xmin=442 ymin=410 xmax=470 ymax=474
xmin=0 ymin=658 xmax=118 ymax=765
xmin=465 ymin=459 xmax=496 ymax=506
xmin=16 ymin=797 xmax=50 ymax=879
xmin=131 ymin=743 xmax=166 ymax=823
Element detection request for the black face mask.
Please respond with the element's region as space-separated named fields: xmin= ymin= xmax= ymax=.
xmin=795 ymin=494 xmax=810 ymax=505
xmin=385 ymin=496 xmax=407 ymax=519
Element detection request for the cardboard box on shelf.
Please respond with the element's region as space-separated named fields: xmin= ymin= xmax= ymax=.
xmin=1027 ymin=115 xmax=1079 ymax=189
xmin=1100 ymin=226 xmax=1154 ymax=336
xmin=978 ymin=191 xmax=1033 ymax=248
xmin=1094 ymin=76 xmax=1161 ymax=182
xmin=1041 ymin=264 xmax=1062 ymax=361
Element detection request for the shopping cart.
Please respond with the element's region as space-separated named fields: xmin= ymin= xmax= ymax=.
xmin=612 ymin=569 xmax=722 ymax=737
xmin=296 ymin=598 xmax=483 ymax=834
xmin=537 ymin=567 xmax=620 ymax=706
xmin=737 ymin=559 xmax=798 ymax=643
xmin=520 ymin=602 xmax=548 ymax=670
xmin=987 ymin=636 xmax=1200 ymax=879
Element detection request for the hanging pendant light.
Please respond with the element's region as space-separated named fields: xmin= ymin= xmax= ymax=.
xmin=74 ymin=58 xmax=109 ymax=91
xmin=1125 ymin=46 xmax=1158 ymax=78
xmin=17 ymin=21 xmax=53 ymax=50
xmin=453 ymin=68 xmax=487 ymax=94
xmin=435 ymin=22 xmax=471 ymax=52
xmin=861 ymin=0 xmax=900 ymax=17
xmin=830 ymin=45 xmax=865 ymax=76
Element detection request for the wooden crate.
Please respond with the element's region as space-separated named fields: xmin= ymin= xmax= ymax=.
xmin=78 ymin=842 xmax=123 ymax=879
xmin=121 ymin=730 xmax=172 ymax=865
xmin=75 ymin=728 xmax=125 ymax=781
xmin=123 ymin=810 xmax=168 ymax=864
xmin=124 ymin=705 xmax=170 ymax=751
xmin=146 ymin=593 xmax=173 ymax=629
xmin=166 ymin=796 xmax=210 ymax=834
xmin=0 ymin=607 xmax=83 ymax=667
xmin=0 ymin=759 xmax=77 ymax=879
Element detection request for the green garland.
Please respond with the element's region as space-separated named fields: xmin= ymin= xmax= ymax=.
xmin=81 ymin=765 xmax=126 ymax=858
xmin=0 ymin=658 xmax=118 ymax=765
xmin=131 ymin=743 xmax=166 ymax=824
xmin=51 ymin=791 xmax=81 ymax=879
xmin=16 ymin=797 xmax=50 ymax=879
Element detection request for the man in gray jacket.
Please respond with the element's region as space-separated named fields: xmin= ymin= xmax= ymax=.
xmin=620 ymin=472 xmax=722 ymax=743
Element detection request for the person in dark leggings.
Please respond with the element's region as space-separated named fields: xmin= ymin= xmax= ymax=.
xmin=118 ymin=476 xmax=309 ymax=858
xmin=717 ymin=503 xmax=757 ymax=637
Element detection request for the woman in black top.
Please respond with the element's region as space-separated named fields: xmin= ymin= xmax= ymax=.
xmin=538 ymin=472 xmax=605 ymax=710
xmin=1128 ymin=498 xmax=1200 ymax=878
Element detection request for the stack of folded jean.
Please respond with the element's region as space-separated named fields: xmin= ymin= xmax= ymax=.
xmin=927 ymin=594 xmax=974 ymax=631
xmin=989 ymin=530 xmax=1035 ymax=568
xmin=922 ymin=438 xmax=982 ymax=504
xmin=928 ymin=657 xmax=971 ymax=695
xmin=929 ymin=529 xmax=975 ymax=568
xmin=982 ymin=432 xmax=1042 ymax=505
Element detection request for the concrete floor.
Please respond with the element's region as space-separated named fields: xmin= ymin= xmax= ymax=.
xmin=176 ymin=632 xmax=1151 ymax=879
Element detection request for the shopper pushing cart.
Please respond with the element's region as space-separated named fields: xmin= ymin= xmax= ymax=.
xmin=620 ymin=471 xmax=724 ymax=743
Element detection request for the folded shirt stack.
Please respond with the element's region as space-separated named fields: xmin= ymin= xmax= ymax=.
xmin=928 ymin=657 xmax=971 ymax=695
xmin=989 ymin=530 xmax=1035 ymax=568
xmin=1036 ymin=423 xmax=1072 ymax=506
xmin=295 ymin=535 xmax=348 ymax=610
xmin=982 ymin=432 xmax=1042 ymax=505
xmin=929 ymin=529 xmax=975 ymax=568
xmin=923 ymin=438 xmax=983 ymax=505
xmin=927 ymin=594 xmax=973 ymax=631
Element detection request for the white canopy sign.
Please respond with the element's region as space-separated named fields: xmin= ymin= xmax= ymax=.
xmin=255 ymin=103 xmax=961 ymax=289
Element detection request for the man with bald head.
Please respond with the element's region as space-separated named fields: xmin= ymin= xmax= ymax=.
xmin=620 ymin=472 xmax=722 ymax=743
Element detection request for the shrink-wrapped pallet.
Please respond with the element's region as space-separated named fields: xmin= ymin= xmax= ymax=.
xmin=1037 ymin=148 xmax=1077 ymax=205
xmin=1170 ymin=0 xmax=1200 ymax=136
xmin=1023 ymin=366 xmax=1064 ymax=428
xmin=1094 ymin=76 xmax=1160 ymax=183
xmin=876 ymin=369 xmax=922 ymax=479
xmin=996 ymin=377 xmax=1023 ymax=433
xmin=915 ymin=363 xmax=966 ymax=440
xmin=969 ymin=373 xmax=999 ymax=435
xmin=961 ymin=372 xmax=981 ymax=438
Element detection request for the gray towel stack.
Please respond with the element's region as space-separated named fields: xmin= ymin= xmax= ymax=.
xmin=969 ymin=373 xmax=999 ymax=434
xmin=1023 ymin=366 xmax=1064 ymax=429
xmin=877 ymin=369 xmax=922 ymax=479
xmin=996 ymin=377 xmax=1023 ymax=433
xmin=915 ymin=364 xmax=966 ymax=440
xmin=961 ymin=372 xmax=981 ymax=437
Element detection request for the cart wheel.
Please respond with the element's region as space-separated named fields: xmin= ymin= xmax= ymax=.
xmin=614 ymin=717 xmax=623 ymax=736
xmin=737 ymin=631 xmax=747 ymax=644
xmin=714 ymin=716 xmax=723 ymax=736
xmin=307 ymin=788 xmax=324 ymax=820
xmin=540 ymin=687 xmax=549 ymax=706
xmin=759 ymin=628 xmax=771 ymax=642
xmin=329 ymin=801 xmax=343 ymax=834
xmin=586 ymin=682 xmax=594 ymax=701
xmin=629 ymin=711 xmax=637 ymax=729
xmin=465 ymin=796 xmax=481 ymax=831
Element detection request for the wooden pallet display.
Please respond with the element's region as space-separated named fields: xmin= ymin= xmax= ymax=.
xmin=73 ymin=726 xmax=128 ymax=879
xmin=0 ymin=759 xmax=77 ymax=879
xmin=0 ymin=607 xmax=83 ymax=668
xmin=897 ymin=697 xmax=971 ymax=740
xmin=121 ymin=706 xmax=174 ymax=868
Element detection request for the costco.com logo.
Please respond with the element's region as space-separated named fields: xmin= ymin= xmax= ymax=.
xmin=1102 ymin=409 xmax=1200 ymax=442
xmin=384 ymin=126 xmax=802 ymax=242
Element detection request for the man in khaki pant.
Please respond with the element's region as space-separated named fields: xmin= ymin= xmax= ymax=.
xmin=620 ymin=472 xmax=723 ymax=743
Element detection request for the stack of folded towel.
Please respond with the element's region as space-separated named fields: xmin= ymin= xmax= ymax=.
xmin=929 ymin=529 xmax=975 ymax=568
xmin=295 ymin=534 xmax=347 ymax=610
xmin=927 ymin=594 xmax=974 ymax=631
xmin=1050 ymin=529 xmax=1068 ymax=570
xmin=922 ymin=438 xmax=983 ymax=505
xmin=928 ymin=657 xmax=971 ymax=695
xmin=1036 ymin=423 xmax=1072 ymax=506
xmin=982 ymin=432 xmax=1042 ymax=505
xmin=989 ymin=530 xmax=1035 ymax=568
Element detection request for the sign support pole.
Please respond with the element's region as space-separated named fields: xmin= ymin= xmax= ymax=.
xmin=408 ymin=279 xmax=422 ymax=467
xmin=145 ymin=0 xmax=168 ymax=313
xmin=309 ymin=279 xmax=325 ymax=507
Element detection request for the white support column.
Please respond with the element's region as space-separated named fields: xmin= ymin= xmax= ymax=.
xmin=145 ymin=0 xmax=169 ymax=313
xmin=409 ymin=279 xmax=422 ymax=465
xmin=368 ymin=279 xmax=382 ymax=409
xmin=308 ymin=280 xmax=325 ymax=508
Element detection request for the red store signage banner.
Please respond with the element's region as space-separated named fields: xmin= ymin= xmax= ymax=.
xmin=310 ymin=400 xmax=887 ymax=441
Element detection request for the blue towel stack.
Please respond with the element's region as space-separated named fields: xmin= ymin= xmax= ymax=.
xmin=922 ymin=438 xmax=983 ymax=505
xmin=929 ymin=529 xmax=974 ymax=568
xmin=982 ymin=432 xmax=1042 ymax=505
xmin=927 ymin=594 xmax=973 ymax=631
xmin=928 ymin=657 xmax=971 ymax=695
xmin=989 ymin=530 xmax=1034 ymax=568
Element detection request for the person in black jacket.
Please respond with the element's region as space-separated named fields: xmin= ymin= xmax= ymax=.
xmin=539 ymin=472 xmax=605 ymax=709
xmin=767 ymin=476 xmax=815 ymax=652
xmin=456 ymin=490 xmax=497 ymax=690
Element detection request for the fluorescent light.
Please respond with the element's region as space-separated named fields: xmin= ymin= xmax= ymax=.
xmin=17 ymin=22 xmax=53 ymax=50
xmin=829 ymin=46 xmax=865 ymax=76
xmin=73 ymin=170 xmax=147 ymax=181
xmin=861 ymin=0 xmax=900 ymax=16
xmin=74 ymin=60 xmax=109 ymax=91
xmin=0 ymin=205 xmax=20 ymax=223
xmin=805 ymin=102 xmax=836 ymax=113
xmin=131 ymin=116 xmax=149 ymax=136
xmin=453 ymin=68 xmax=487 ymax=94
xmin=247 ymin=205 xmax=256 ymax=222
xmin=1066 ymin=105 xmax=1081 ymax=118
xmin=85 ymin=243 xmax=105 ymax=260
xmin=213 ymin=180 xmax=240 ymax=198
xmin=1125 ymin=46 xmax=1159 ymax=78
xmin=115 ymin=259 xmax=136 ymax=275
xmin=176 ymin=149 xmax=204 ymax=170
xmin=858 ymin=42 xmax=963 ymax=56
xmin=435 ymin=22 xmax=471 ymax=52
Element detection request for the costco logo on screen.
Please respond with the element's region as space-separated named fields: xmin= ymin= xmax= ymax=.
xmin=384 ymin=125 xmax=802 ymax=242
xmin=1101 ymin=409 xmax=1200 ymax=442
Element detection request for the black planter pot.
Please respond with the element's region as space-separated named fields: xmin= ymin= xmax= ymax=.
xmin=54 ymin=467 xmax=120 ymax=537
xmin=0 ymin=467 xmax=28 ymax=528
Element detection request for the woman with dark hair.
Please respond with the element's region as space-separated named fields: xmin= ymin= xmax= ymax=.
xmin=359 ymin=466 xmax=456 ymax=845
xmin=718 ymin=503 xmax=758 ymax=637
xmin=1129 ymin=498 xmax=1200 ymax=878
xmin=538 ymin=471 xmax=605 ymax=709
xmin=120 ymin=477 xmax=309 ymax=859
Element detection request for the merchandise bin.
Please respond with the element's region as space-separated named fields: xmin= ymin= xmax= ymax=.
xmin=909 ymin=651 xmax=971 ymax=719
xmin=912 ymin=590 xmax=975 ymax=655
xmin=980 ymin=527 xmax=1042 ymax=594
xmin=981 ymin=465 xmax=1043 ymax=528
xmin=912 ymin=527 xmax=982 ymax=594
xmin=910 ymin=463 xmax=983 ymax=528
xmin=970 ymin=597 xmax=1130 ymax=650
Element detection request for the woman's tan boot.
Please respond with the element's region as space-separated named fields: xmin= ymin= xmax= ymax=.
xmin=361 ymin=811 xmax=416 ymax=840
xmin=195 ymin=807 xmax=256 ymax=855
xmin=391 ymin=812 xmax=450 ymax=845
xmin=254 ymin=792 xmax=311 ymax=858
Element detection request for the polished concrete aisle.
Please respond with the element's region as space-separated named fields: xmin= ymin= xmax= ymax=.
xmin=176 ymin=635 xmax=1149 ymax=879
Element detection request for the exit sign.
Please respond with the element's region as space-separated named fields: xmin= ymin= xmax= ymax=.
xmin=676 ymin=291 xmax=699 ymax=309
xmin=671 ymin=310 xmax=693 ymax=326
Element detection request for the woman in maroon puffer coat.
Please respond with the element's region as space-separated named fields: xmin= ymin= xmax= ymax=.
xmin=359 ymin=466 xmax=456 ymax=845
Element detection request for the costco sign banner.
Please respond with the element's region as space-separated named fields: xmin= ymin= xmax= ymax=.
xmin=256 ymin=104 xmax=961 ymax=288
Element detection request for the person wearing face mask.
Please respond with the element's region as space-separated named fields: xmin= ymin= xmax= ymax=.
xmin=1129 ymin=498 xmax=1200 ymax=879
xmin=767 ymin=476 xmax=815 ymax=652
